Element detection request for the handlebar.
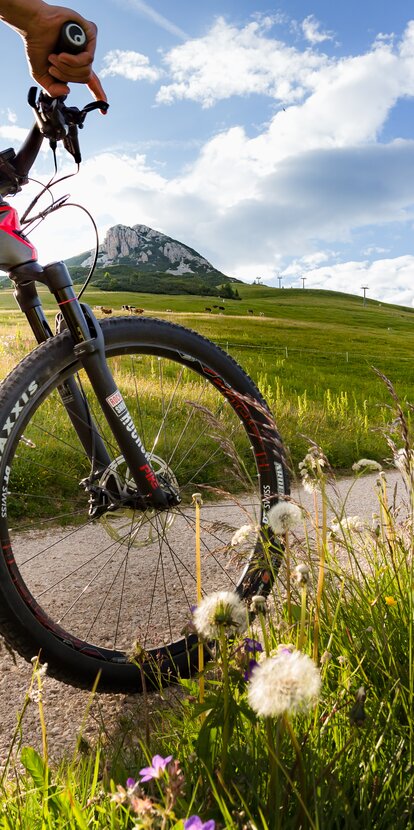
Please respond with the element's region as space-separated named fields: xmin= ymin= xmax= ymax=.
xmin=0 ymin=22 xmax=109 ymax=197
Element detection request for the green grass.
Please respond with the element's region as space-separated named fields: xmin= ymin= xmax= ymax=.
xmin=1 ymin=285 xmax=414 ymax=471
xmin=0 ymin=291 xmax=413 ymax=826
xmin=1 ymin=456 xmax=413 ymax=829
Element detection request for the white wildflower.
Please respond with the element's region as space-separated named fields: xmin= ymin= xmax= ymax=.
xmin=231 ymin=524 xmax=254 ymax=547
xmin=30 ymin=657 xmax=48 ymax=679
xmin=301 ymin=475 xmax=318 ymax=494
xmin=299 ymin=451 xmax=325 ymax=472
xmin=352 ymin=458 xmax=382 ymax=473
xmin=298 ymin=450 xmax=326 ymax=493
xmin=193 ymin=591 xmax=247 ymax=639
xmin=330 ymin=515 xmax=363 ymax=536
xmin=248 ymin=650 xmax=321 ymax=717
xmin=267 ymin=502 xmax=302 ymax=535
xmin=294 ymin=564 xmax=310 ymax=586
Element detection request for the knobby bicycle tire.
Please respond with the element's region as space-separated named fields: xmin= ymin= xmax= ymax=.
xmin=0 ymin=316 xmax=289 ymax=691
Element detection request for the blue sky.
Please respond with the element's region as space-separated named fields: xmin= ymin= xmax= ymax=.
xmin=1 ymin=1 xmax=414 ymax=305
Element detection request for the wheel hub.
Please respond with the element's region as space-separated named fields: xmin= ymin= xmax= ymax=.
xmin=94 ymin=455 xmax=180 ymax=549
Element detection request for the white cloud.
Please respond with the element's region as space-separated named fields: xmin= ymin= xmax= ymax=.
xmin=297 ymin=255 xmax=414 ymax=307
xmin=0 ymin=124 xmax=29 ymax=142
xmin=156 ymin=16 xmax=330 ymax=107
xmin=101 ymin=50 xmax=161 ymax=82
xmin=112 ymin=0 xmax=187 ymax=40
xmin=300 ymin=15 xmax=334 ymax=45
xmin=9 ymin=19 xmax=414 ymax=306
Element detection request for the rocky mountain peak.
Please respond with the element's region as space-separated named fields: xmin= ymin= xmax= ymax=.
xmin=80 ymin=223 xmax=220 ymax=277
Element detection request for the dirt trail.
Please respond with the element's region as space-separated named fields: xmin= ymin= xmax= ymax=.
xmin=0 ymin=468 xmax=407 ymax=767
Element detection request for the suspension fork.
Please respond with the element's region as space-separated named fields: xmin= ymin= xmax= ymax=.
xmin=10 ymin=261 xmax=169 ymax=508
xmin=12 ymin=279 xmax=112 ymax=477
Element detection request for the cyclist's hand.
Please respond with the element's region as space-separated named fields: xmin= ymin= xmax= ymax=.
xmin=23 ymin=4 xmax=107 ymax=102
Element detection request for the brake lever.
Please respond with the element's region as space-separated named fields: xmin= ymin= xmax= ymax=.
xmin=28 ymin=87 xmax=109 ymax=164
xmin=28 ymin=87 xmax=68 ymax=142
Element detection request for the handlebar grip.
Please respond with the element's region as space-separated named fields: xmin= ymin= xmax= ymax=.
xmin=55 ymin=21 xmax=87 ymax=55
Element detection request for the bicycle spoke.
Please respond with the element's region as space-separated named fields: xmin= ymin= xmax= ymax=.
xmin=1 ymin=330 xmax=278 ymax=667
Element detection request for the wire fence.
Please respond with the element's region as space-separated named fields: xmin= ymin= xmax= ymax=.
xmin=215 ymin=341 xmax=414 ymax=365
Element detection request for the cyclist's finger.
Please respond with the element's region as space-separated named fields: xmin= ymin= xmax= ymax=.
xmin=35 ymin=71 xmax=70 ymax=97
xmin=88 ymin=71 xmax=107 ymax=105
xmin=48 ymin=54 xmax=107 ymax=103
xmin=48 ymin=52 xmax=93 ymax=77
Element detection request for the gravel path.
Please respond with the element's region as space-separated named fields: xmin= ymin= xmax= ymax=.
xmin=0 ymin=468 xmax=406 ymax=768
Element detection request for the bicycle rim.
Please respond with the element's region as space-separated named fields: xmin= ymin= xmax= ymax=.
xmin=0 ymin=317 xmax=288 ymax=689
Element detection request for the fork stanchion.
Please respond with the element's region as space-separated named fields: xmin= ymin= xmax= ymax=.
xmin=192 ymin=492 xmax=204 ymax=703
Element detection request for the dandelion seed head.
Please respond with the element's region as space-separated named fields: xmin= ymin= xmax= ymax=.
xmin=193 ymin=591 xmax=247 ymax=639
xmin=294 ymin=564 xmax=310 ymax=586
xmin=267 ymin=502 xmax=302 ymax=535
xmin=248 ymin=650 xmax=321 ymax=718
xmin=250 ymin=594 xmax=267 ymax=614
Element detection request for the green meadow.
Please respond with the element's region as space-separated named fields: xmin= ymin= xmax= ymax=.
xmin=0 ymin=285 xmax=413 ymax=828
xmin=1 ymin=283 xmax=414 ymax=470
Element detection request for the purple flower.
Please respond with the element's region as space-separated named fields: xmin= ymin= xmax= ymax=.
xmin=184 ymin=817 xmax=215 ymax=830
xmin=243 ymin=637 xmax=263 ymax=654
xmin=126 ymin=777 xmax=136 ymax=789
xmin=243 ymin=658 xmax=259 ymax=680
xmin=139 ymin=754 xmax=173 ymax=782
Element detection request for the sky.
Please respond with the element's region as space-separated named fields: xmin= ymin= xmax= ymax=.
xmin=1 ymin=0 xmax=414 ymax=306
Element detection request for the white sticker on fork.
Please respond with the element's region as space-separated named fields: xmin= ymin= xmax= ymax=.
xmin=106 ymin=389 xmax=127 ymax=415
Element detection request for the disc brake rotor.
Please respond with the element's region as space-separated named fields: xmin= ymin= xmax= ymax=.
xmin=98 ymin=455 xmax=179 ymax=549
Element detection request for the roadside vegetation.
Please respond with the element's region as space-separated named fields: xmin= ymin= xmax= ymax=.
xmin=1 ymin=286 xmax=414 ymax=471
xmin=0 ymin=287 xmax=412 ymax=827
xmin=0 ymin=437 xmax=412 ymax=828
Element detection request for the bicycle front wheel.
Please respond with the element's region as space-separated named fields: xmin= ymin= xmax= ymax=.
xmin=0 ymin=316 xmax=289 ymax=691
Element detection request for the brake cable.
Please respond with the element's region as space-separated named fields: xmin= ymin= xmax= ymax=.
xmin=20 ymin=88 xmax=109 ymax=296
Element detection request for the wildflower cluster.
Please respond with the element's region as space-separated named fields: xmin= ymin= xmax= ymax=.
xmin=330 ymin=515 xmax=364 ymax=537
xmin=298 ymin=447 xmax=327 ymax=493
xmin=352 ymin=458 xmax=382 ymax=473
xmin=231 ymin=523 xmax=255 ymax=547
xmin=112 ymin=755 xmax=187 ymax=828
xmin=233 ymin=636 xmax=263 ymax=680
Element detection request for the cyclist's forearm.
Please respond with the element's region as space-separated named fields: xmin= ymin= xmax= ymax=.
xmin=0 ymin=0 xmax=45 ymax=34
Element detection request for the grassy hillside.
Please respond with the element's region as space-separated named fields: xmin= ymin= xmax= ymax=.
xmin=65 ymin=264 xmax=241 ymax=296
xmin=1 ymin=285 xmax=413 ymax=470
